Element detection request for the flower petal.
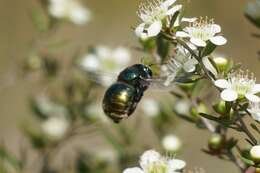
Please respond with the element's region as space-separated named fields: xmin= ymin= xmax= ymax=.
xmin=202 ymin=57 xmax=218 ymax=77
xmin=252 ymin=84 xmax=260 ymax=94
xmin=168 ymin=159 xmax=186 ymax=171
xmin=147 ymin=21 xmax=162 ymax=37
xmin=210 ymin=36 xmax=227 ymax=46
xmin=161 ymin=0 xmax=176 ymax=8
xmin=166 ymin=5 xmax=182 ymax=15
xmin=140 ymin=150 xmax=161 ymax=170
xmin=220 ymin=89 xmax=238 ymax=102
xmin=176 ymin=31 xmax=190 ymax=38
xmin=183 ymin=58 xmax=198 ymax=72
xmin=211 ymin=24 xmax=221 ymax=33
xmin=135 ymin=23 xmax=145 ymax=37
xmin=190 ymin=37 xmax=207 ymax=47
xmin=245 ymin=94 xmax=260 ymax=103
xmin=214 ymin=79 xmax=231 ymax=89
xmin=123 ymin=167 xmax=144 ymax=173
xmin=252 ymin=112 xmax=260 ymax=122
xmin=182 ymin=17 xmax=197 ymax=23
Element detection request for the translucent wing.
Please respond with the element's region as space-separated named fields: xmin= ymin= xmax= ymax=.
xmin=146 ymin=77 xmax=179 ymax=91
xmin=82 ymin=70 xmax=118 ymax=86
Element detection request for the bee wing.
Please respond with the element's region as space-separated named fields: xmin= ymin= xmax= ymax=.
xmin=146 ymin=73 xmax=200 ymax=91
xmin=83 ymin=70 xmax=118 ymax=86
xmin=146 ymin=77 xmax=179 ymax=91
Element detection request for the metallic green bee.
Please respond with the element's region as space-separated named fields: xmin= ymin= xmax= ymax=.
xmin=102 ymin=64 xmax=153 ymax=123
xmin=83 ymin=61 xmax=181 ymax=123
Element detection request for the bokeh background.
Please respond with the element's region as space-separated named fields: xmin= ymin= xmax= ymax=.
xmin=0 ymin=0 xmax=259 ymax=172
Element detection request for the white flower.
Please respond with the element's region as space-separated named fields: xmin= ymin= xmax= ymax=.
xmin=214 ymin=70 xmax=260 ymax=102
xmin=79 ymin=46 xmax=131 ymax=86
xmin=248 ymin=101 xmax=260 ymax=122
xmin=42 ymin=116 xmax=69 ymax=139
xmin=176 ymin=17 xmax=227 ymax=47
xmin=135 ymin=0 xmax=182 ymax=39
xmin=160 ymin=44 xmax=197 ymax=86
xmin=79 ymin=54 xmax=100 ymax=72
xmin=48 ymin=0 xmax=91 ymax=25
xmin=250 ymin=145 xmax=260 ymax=161
xmin=35 ymin=95 xmax=67 ymax=117
xmin=162 ymin=135 xmax=182 ymax=152
xmin=141 ymin=98 xmax=160 ymax=117
xmin=123 ymin=150 xmax=186 ymax=173
xmin=174 ymin=100 xmax=190 ymax=115
xmin=175 ymin=45 xmax=198 ymax=73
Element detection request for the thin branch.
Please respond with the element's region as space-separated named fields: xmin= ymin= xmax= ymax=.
xmin=238 ymin=117 xmax=258 ymax=145
xmin=226 ymin=150 xmax=245 ymax=172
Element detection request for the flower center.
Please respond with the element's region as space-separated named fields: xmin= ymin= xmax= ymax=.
xmin=148 ymin=162 xmax=168 ymax=173
xmin=187 ymin=17 xmax=218 ymax=41
xmin=229 ymin=70 xmax=256 ymax=96
xmin=137 ymin=0 xmax=167 ymax=24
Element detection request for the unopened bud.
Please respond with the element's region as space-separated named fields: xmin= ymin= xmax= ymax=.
xmin=213 ymin=101 xmax=226 ymax=115
xmin=213 ymin=57 xmax=229 ymax=72
xmin=208 ymin=134 xmax=225 ymax=153
xmin=250 ymin=145 xmax=260 ymax=163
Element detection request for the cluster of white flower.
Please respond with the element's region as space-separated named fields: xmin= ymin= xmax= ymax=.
xmin=135 ymin=0 xmax=260 ymax=124
xmin=123 ymin=150 xmax=186 ymax=173
xmin=48 ymin=0 xmax=91 ymax=25
xmin=135 ymin=0 xmax=182 ymax=39
xmin=214 ymin=71 xmax=260 ymax=102
xmin=79 ymin=46 xmax=131 ymax=86
xmin=34 ymin=95 xmax=70 ymax=139
xmin=176 ymin=17 xmax=227 ymax=47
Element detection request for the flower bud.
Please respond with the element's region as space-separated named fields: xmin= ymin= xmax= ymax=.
xmin=250 ymin=145 xmax=260 ymax=163
xmin=190 ymin=103 xmax=208 ymax=120
xmin=213 ymin=57 xmax=229 ymax=72
xmin=213 ymin=101 xmax=226 ymax=115
xmin=208 ymin=134 xmax=225 ymax=153
xmin=162 ymin=135 xmax=182 ymax=153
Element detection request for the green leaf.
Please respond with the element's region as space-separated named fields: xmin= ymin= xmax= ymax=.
xmin=200 ymin=113 xmax=220 ymax=122
xmin=200 ymin=113 xmax=231 ymax=126
xmin=173 ymin=110 xmax=195 ymax=123
xmin=156 ymin=34 xmax=170 ymax=62
xmin=176 ymin=73 xmax=202 ymax=84
xmin=201 ymin=42 xmax=217 ymax=57
xmin=226 ymin=138 xmax=238 ymax=150
xmin=241 ymin=156 xmax=255 ymax=166
xmin=170 ymin=11 xmax=180 ymax=28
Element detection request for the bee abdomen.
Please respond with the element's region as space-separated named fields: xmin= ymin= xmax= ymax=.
xmin=102 ymin=82 xmax=137 ymax=123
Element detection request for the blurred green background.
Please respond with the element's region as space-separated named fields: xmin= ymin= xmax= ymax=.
xmin=0 ymin=0 xmax=259 ymax=172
